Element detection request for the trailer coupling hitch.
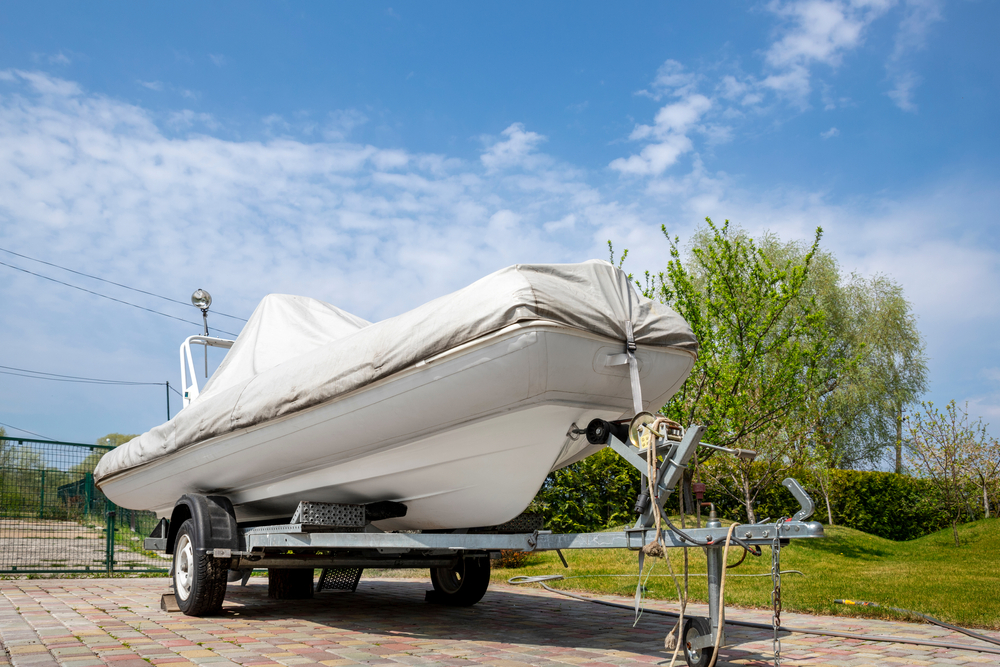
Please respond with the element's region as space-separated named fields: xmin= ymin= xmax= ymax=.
xmin=782 ymin=477 xmax=815 ymax=522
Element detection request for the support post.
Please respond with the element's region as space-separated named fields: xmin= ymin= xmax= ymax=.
xmin=38 ymin=469 xmax=45 ymax=519
xmin=705 ymin=545 xmax=725 ymax=646
xmin=105 ymin=510 xmax=116 ymax=576
xmin=84 ymin=473 xmax=92 ymax=515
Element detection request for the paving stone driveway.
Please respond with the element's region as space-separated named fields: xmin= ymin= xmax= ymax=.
xmin=1 ymin=577 xmax=997 ymax=667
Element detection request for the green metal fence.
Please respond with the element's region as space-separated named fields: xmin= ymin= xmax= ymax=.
xmin=0 ymin=436 xmax=169 ymax=574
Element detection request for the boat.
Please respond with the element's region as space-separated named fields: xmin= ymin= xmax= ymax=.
xmin=94 ymin=260 xmax=698 ymax=531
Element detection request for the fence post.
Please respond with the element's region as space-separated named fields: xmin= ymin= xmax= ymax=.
xmin=38 ymin=469 xmax=46 ymax=519
xmin=85 ymin=473 xmax=93 ymax=515
xmin=105 ymin=508 xmax=116 ymax=576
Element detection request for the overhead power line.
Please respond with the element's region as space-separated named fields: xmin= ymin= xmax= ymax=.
xmin=0 ymin=364 xmax=184 ymax=396
xmin=0 ymin=259 xmax=239 ymax=337
xmin=0 ymin=246 xmax=248 ymax=322
xmin=1 ymin=363 xmax=185 ymax=422
xmin=0 ymin=420 xmax=55 ymax=441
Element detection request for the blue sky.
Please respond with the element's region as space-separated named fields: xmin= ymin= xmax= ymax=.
xmin=1 ymin=1 xmax=998 ymax=449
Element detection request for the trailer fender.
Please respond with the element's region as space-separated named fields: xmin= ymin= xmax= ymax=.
xmin=166 ymin=494 xmax=239 ymax=555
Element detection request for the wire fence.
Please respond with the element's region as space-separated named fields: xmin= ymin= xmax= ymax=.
xmin=0 ymin=436 xmax=169 ymax=574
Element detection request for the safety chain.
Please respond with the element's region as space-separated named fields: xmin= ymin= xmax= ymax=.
xmin=771 ymin=521 xmax=783 ymax=666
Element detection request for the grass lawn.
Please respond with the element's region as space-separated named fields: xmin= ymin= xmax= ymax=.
xmin=488 ymin=518 xmax=1000 ymax=630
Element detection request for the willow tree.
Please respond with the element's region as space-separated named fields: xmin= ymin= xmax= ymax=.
xmin=810 ymin=275 xmax=928 ymax=471
xmin=641 ymin=219 xmax=840 ymax=522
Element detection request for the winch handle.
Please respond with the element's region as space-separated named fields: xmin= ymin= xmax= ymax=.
xmin=781 ymin=477 xmax=815 ymax=522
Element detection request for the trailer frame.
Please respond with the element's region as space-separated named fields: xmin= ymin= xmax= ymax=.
xmin=143 ymin=427 xmax=824 ymax=667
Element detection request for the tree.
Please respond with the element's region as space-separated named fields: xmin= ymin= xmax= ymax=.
xmin=69 ymin=433 xmax=139 ymax=476
xmin=529 ymin=448 xmax=640 ymax=532
xmin=0 ymin=426 xmax=44 ymax=470
xmin=905 ymin=400 xmax=980 ymax=546
xmin=748 ymin=239 xmax=927 ymax=471
xmin=640 ymin=219 xmax=840 ymax=522
xmin=817 ymin=275 xmax=927 ymax=471
xmin=963 ymin=423 xmax=1000 ymax=519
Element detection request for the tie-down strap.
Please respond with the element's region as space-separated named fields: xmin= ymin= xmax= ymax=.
xmin=624 ymin=320 xmax=643 ymax=415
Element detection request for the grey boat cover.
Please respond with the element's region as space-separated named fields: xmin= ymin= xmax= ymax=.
xmin=94 ymin=260 xmax=697 ymax=483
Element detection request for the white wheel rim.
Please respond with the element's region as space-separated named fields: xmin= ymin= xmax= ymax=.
xmin=685 ymin=625 xmax=703 ymax=662
xmin=174 ymin=534 xmax=194 ymax=600
xmin=436 ymin=562 xmax=465 ymax=594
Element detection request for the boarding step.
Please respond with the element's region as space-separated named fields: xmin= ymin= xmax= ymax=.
xmin=316 ymin=567 xmax=364 ymax=593
xmin=272 ymin=500 xmax=409 ymax=532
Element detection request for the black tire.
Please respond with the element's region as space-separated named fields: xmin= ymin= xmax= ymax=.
xmin=682 ymin=616 xmax=715 ymax=667
xmin=429 ymin=556 xmax=490 ymax=606
xmin=172 ymin=518 xmax=228 ymax=616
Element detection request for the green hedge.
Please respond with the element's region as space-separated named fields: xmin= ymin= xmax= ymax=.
xmin=530 ymin=459 xmax=966 ymax=541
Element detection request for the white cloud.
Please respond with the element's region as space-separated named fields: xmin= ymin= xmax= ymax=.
xmin=13 ymin=69 xmax=82 ymax=96
xmin=717 ymin=75 xmax=748 ymax=101
xmin=138 ymin=80 xmax=164 ymax=91
xmin=543 ymin=214 xmax=576 ymax=233
xmin=611 ymin=94 xmax=712 ymax=176
xmin=637 ymin=60 xmax=698 ymax=100
xmin=0 ymin=72 xmax=613 ymax=336
xmin=0 ymin=69 xmax=995 ymax=439
xmin=323 ymin=109 xmax=368 ymax=141
xmin=480 ymin=123 xmax=547 ymax=172
xmin=612 ymin=0 xmax=933 ymax=184
xmin=891 ymin=0 xmax=944 ymax=61
xmin=762 ymin=0 xmax=894 ymax=104
xmin=167 ymin=109 xmax=220 ymax=130
xmin=209 ymin=54 xmax=227 ymax=67
xmin=885 ymin=0 xmax=944 ymax=111
xmin=887 ymin=70 xmax=921 ymax=111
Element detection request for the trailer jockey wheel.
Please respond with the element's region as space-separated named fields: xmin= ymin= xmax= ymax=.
xmin=172 ymin=519 xmax=228 ymax=616
xmin=429 ymin=556 xmax=490 ymax=606
xmin=683 ymin=616 xmax=715 ymax=667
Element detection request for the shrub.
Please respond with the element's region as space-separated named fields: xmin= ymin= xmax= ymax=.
xmin=531 ymin=458 xmax=968 ymax=541
xmin=494 ymin=550 xmax=531 ymax=568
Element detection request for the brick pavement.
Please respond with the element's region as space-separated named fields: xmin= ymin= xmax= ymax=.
xmin=1 ymin=577 xmax=997 ymax=667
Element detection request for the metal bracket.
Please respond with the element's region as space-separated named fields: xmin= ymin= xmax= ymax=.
xmin=606 ymin=435 xmax=650 ymax=475
xmin=526 ymin=529 xmax=552 ymax=551
xmin=635 ymin=425 xmax=706 ymax=529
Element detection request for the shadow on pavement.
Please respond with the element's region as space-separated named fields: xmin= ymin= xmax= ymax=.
xmin=217 ymin=578 xmax=772 ymax=664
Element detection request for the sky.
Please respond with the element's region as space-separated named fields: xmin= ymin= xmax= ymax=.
xmin=0 ymin=0 xmax=998 ymax=448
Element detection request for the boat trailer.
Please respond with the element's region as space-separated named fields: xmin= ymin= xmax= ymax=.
xmin=144 ymin=419 xmax=823 ymax=667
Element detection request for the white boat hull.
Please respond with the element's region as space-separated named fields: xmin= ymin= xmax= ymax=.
xmin=98 ymin=323 xmax=694 ymax=530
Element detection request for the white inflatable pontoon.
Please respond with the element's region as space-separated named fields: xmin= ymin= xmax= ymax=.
xmin=95 ymin=261 xmax=697 ymax=530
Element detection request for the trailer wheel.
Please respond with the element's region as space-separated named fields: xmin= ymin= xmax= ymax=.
xmin=173 ymin=519 xmax=228 ymax=616
xmin=682 ymin=616 xmax=715 ymax=667
xmin=429 ymin=556 xmax=490 ymax=606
